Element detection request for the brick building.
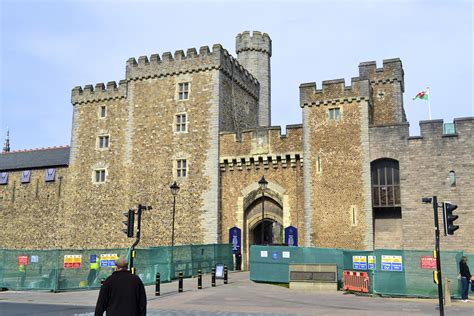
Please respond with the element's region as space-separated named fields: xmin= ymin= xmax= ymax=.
xmin=1 ymin=31 xmax=473 ymax=261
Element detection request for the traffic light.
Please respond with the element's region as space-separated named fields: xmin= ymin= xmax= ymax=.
xmin=442 ymin=202 xmax=459 ymax=235
xmin=123 ymin=209 xmax=135 ymax=237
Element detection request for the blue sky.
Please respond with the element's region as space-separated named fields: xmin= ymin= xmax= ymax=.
xmin=1 ymin=0 xmax=472 ymax=151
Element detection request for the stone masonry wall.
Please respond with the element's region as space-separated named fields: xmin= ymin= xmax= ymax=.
xmin=370 ymin=117 xmax=474 ymax=252
xmin=300 ymin=78 xmax=373 ymax=249
xmin=0 ymin=166 xmax=68 ymax=249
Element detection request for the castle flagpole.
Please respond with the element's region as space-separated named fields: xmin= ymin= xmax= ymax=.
xmin=427 ymin=87 xmax=432 ymax=120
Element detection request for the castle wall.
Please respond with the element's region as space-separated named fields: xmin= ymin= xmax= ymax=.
xmin=0 ymin=167 xmax=68 ymax=249
xmin=369 ymin=117 xmax=474 ymax=252
xmin=300 ymin=79 xmax=373 ymax=249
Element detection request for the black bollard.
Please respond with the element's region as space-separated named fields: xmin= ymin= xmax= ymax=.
xmin=198 ymin=269 xmax=202 ymax=289
xmin=155 ymin=272 xmax=160 ymax=296
xmin=178 ymin=272 xmax=183 ymax=293
xmin=224 ymin=265 xmax=228 ymax=284
xmin=211 ymin=268 xmax=216 ymax=287
xmin=100 ymin=278 xmax=105 ymax=287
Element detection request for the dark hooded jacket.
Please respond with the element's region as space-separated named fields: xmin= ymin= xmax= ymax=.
xmin=95 ymin=269 xmax=146 ymax=316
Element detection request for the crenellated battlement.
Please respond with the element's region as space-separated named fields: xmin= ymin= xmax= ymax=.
xmin=125 ymin=44 xmax=260 ymax=98
xmin=219 ymin=124 xmax=303 ymax=161
xmin=71 ymin=80 xmax=127 ymax=105
xmin=299 ymin=78 xmax=370 ymax=107
xmin=415 ymin=117 xmax=474 ymax=140
xmin=236 ymin=30 xmax=272 ymax=56
xmin=358 ymin=58 xmax=404 ymax=90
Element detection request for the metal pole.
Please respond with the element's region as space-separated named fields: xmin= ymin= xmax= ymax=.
xmin=224 ymin=265 xmax=228 ymax=284
xmin=211 ymin=268 xmax=216 ymax=287
xmin=171 ymin=196 xmax=176 ymax=278
xmin=198 ymin=269 xmax=202 ymax=289
xmin=155 ymin=273 xmax=160 ymax=296
xmin=178 ymin=272 xmax=183 ymax=293
xmin=261 ymin=190 xmax=265 ymax=245
xmin=130 ymin=204 xmax=143 ymax=275
xmin=433 ymin=196 xmax=444 ymax=316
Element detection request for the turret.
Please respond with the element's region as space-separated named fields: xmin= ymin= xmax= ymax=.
xmin=236 ymin=31 xmax=272 ymax=127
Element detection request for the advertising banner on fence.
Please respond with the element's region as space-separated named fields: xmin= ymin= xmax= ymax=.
xmin=352 ymin=256 xmax=367 ymax=270
xmin=381 ymin=255 xmax=403 ymax=271
xmin=64 ymin=255 xmax=82 ymax=269
xmin=18 ymin=255 xmax=28 ymax=266
xmin=420 ymin=256 xmax=436 ymax=270
xmin=100 ymin=254 xmax=118 ymax=267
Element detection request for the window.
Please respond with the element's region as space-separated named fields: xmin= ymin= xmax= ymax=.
xmin=20 ymin=170 xmax=31 ymax=184
xmin=98 ymin=135 xmax=109 ymax=149
xmin=178 ymin=82 xmax=189 ymax=100
xmin=45 ymin=168 xmax=55 ymax=182
xmin=99 ymin=106 xmax=107 ymax=118
xmin=94 ymin=169 xmax=106 ymax=183
xmin=176 ymin=159 xmax=187 ymax=178
xmin=449 ymin=170 xmax=456 ymax=187
xmin=316 ymin=155 xmax=322 ymax=173
xmin=0 ymin=172 xmax=8 ymax=185
xmin=371 ymin=159 xmax=400 ymax=207
xmin=176 ymin=114 xmax=187 ymax=132
xmin=350 ymin=206 xmax=358 ymax=226
xmin=328 ymin=108 xmax=341 ymax=121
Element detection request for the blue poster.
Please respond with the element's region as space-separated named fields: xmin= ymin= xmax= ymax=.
xmin=90 ymin=254 xmax=97 ymax=263
xmin=229 ymin=227 xmax=241 ymax=254
xmin=284 ymin=226 xmax=298 ymax=247
xmin=272 ymin=252 xmax=278 ymax=260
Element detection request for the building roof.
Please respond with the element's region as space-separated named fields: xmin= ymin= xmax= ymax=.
xmin=0 ymin=146 xmax=70 ymax=171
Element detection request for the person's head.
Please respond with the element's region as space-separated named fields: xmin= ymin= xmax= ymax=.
xmin=115 ymin=258 xmax=128 ymax=271
xmin=461 ymin=256 xmax=468 ymax=263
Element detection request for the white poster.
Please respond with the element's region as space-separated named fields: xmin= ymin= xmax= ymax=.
xmin=260 ymin=250 xmax=268 ymax=258
xmin=282 ymin=251 xmax=290 ymax=259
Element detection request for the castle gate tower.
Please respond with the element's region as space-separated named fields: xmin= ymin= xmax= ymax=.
xmin=236 ymin=31 xmax=272 ymax=127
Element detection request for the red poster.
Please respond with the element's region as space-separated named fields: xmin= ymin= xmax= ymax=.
xmin=18 ymin=255 xmax=28 ymax=266
xmin=420 ymin=256 xmax=436 ymax=269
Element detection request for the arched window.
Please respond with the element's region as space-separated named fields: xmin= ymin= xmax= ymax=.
xmin=448 ymin=170 xmax=456 ymax=187
xmin=371 ymin=159 xmax=400 ymax=207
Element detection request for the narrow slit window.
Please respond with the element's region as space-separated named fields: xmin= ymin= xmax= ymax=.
xmin=99 ymin=106 xmax=107 ymax=118
xmin=449 ymin=170 xmax=456 ymax=187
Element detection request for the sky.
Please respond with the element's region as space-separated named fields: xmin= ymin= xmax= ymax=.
xmin=0 ymin=0 xmax=473 ymax=151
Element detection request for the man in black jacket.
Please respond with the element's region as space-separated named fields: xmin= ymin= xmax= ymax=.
xmin=459 ymin=256 xmax=472 ymax=302
xmin=95 ymin=258 xmax=147 ymax=315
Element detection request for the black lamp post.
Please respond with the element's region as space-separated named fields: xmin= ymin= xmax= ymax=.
xmin=258 ymin=176 xmax=268 ymax=245
xmin=170 ymin=181 xmax=180 ymax=277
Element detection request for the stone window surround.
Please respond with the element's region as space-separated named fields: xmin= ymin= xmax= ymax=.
xmin=177 ymin=82 xmax=191 ymax=101
xmin=93 ymin=168 xmax=107 ymax=184
xmin=175 ymin=112 xmax=188 ymax=133
xmin=328 ymin=107 xmax=342 ymax=122
xmin=99 ymin=105 xmax=107 ymax=119
xmin=97 ymin=134 xmax=110 ymax=150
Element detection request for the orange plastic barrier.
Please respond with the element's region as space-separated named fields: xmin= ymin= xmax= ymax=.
xmin=342 ymin=270 xmax=369 ymax=293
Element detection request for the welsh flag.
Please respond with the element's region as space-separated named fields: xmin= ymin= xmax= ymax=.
xmin=413 ymin=89 xmax=429 ymax=101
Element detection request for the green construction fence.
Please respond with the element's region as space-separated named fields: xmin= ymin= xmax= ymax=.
xmin=0 ymin=243 xmax=232 ymax=292
xmin=250 ymin=245 xmax=471 ymax=298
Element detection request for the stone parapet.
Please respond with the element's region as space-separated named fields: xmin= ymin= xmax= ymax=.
xmin=71 ymin=80 xmax=127 ymax=105
xmin=299 ymin=79 xmax=370 ymax=107
xmin=236 ymin=31 xmax=272 ymax=56
xmin=126 ymin=45 xmax=259 ymax=99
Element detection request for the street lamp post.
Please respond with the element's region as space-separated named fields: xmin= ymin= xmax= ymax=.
xmin=258 ymin=176 xmax=268 ymax=245
xmin=170 ymin=181 xmax=180 ymax=277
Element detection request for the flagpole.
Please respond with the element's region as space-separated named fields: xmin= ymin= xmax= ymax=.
xmin=427 ymin=87 xmax=432 ymax=120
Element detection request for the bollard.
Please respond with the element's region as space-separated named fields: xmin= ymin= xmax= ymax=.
xmin=178 ymin=272 xmax=183 ymax=293
xmin=198 ymin=269 xmax=202 ymax=289
xmin=444 ymin=278 xmax=451 ymax=306
xmin=100 ymin=278 xmax=105 ymax=287
xmin=155 ymin=272 xmax=160 ymax=296
xmin=224 ymin=265 xmax=228 ymax=284
xmin=211 ymin=268 xmax=216 ymax=287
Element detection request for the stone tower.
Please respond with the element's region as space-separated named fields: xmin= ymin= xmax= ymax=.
xmin=236 ymin=31 xmax=272 ymax=127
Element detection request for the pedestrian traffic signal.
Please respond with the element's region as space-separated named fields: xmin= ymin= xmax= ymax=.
xmin=122 ymin=209 xmax=135 ymax=237
xmin=442 ymin=202 xmax=459 ymax=235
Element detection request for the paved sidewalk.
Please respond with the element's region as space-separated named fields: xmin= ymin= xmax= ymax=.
xmin=1 ymin=271 xmax=473 ymax=315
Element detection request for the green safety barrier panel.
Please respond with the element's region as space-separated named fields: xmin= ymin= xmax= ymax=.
xmin=0 ymin=244 xmax=232 ymax=292
xmin=250 ymin=245 xmax=471 ymax=298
